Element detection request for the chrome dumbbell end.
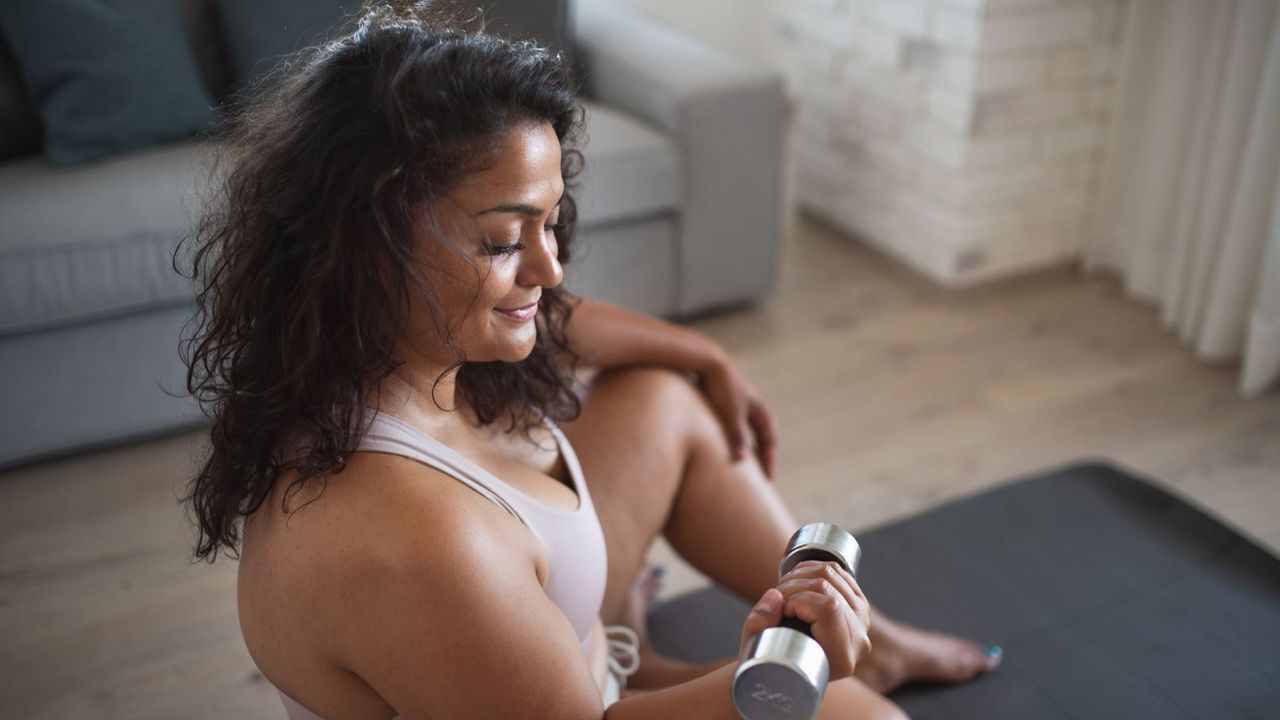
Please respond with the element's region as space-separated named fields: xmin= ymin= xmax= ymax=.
xmin=778 ymin=523 xmax=862 ymax=579
xmin=733 ymin=626 xmax=829 ymax=720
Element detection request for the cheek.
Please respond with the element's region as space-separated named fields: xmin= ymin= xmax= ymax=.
xmin=452 ymin=266 xmax=516 ymax=330
xmin=482 ymin=263 xmax=519 ymax=300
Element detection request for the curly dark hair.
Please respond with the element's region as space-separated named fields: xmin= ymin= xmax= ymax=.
xmin=174 ymin=0 xmax=587 ymax=563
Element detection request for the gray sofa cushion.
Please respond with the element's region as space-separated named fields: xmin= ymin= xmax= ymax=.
xmin=0 ymin=141 xmax=211 ymax=335
xmin=563 ymin=217 xmax=677 ymax=317
xmin=0 ymin=303 xmax=204 ymax=469
xmin=0 ymin=100 xmax=677 ymax=335
xmin=575 ymin=102 xmax=679 ymax=228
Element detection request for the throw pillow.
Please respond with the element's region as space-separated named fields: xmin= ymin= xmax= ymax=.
xmin=0 ymin=0 xmax=220 ymax=166
xmin=0 ymin=34 xmax=43 ymax=160
xmin=211 ymin=0 xmax=359 ymax=95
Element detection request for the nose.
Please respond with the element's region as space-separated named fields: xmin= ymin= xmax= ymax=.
xmin=518 ymin=226 xmax=563 ymax=289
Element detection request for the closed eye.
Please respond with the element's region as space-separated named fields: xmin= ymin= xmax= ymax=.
xmin=484 ymin=221 xmax=567 ymax=256
xmin=484 ymin=241 xmax=525 ymax=256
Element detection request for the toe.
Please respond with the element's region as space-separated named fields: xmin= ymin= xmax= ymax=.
xmin=644 ymin=564 xmax=665 ymax=601
xmin=957 ymin=643 xmax=1001 ymax=679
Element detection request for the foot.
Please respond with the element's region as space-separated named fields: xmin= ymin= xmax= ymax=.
xmin=853 ymin=613 xmax=1003 ymax=694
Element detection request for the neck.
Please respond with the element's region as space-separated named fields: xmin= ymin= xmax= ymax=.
xmin=369 ymin=342 xmax=470 ymax=427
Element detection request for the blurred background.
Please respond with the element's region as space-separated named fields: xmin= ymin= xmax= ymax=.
xmin=0 ymin=1 xmax=1277 ymax=718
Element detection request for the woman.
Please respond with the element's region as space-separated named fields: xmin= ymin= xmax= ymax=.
xmin=179 ymin=3 xmax=1000 ymax=718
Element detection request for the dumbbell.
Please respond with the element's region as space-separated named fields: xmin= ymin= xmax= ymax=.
xmin=731 ymin=522 xmax=862 ymax=720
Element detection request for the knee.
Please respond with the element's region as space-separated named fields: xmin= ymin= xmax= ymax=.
xmin=847 ymin=695 xmax=910 ymax=720
xmin=875 ymin=702 xmax=910 ymax=720
xmin=820 ymin=677 xmax=910 ymax=720
xmin=589 ymin=366 xmax=707 ymax=417
xmin=587 ymin=366 xmax=724 ymax=451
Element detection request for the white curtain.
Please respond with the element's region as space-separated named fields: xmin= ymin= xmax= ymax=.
xmin=1087 ymin=0 xmax=1280 ymax=397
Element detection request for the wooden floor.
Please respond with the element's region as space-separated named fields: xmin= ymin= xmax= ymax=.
xmin=2 ymin=212 xmax=1277 ymax=720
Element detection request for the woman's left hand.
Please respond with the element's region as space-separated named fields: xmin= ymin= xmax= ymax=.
xmin=695 ymin=350 xmax=779 ymax=481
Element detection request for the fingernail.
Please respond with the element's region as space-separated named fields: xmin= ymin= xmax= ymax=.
xmin=985 ymin=644 xmax=1003 ymax=660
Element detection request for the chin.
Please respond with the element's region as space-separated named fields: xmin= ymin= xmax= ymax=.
xmin=495 ymin=337 xmax=538 ymax=363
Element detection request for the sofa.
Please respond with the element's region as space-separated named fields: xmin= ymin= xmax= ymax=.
xmin=0 ymin=0 xmax=785 ymax=470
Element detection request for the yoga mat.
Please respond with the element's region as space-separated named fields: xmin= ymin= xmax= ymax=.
xmin=645 ymin=462 xmax=1280 ymax=719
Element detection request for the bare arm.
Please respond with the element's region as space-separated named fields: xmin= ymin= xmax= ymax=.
xmin=559 ymin=292 xmax=781 ymax=479
xmin=332 ymin=465 xmax=752 ymax=719
xmin=604 ymin=663 xmax=743 ymax=719
xmin=560 ymin=293 xmax=726 ymax=377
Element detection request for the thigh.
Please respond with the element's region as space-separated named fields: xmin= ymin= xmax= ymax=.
xmin=621 ymin=673 xmax=904 ymax=718
xmin=818 ymin=676 xmax=909 ymax=720
xmin=559 ymin=366 xmax=703 ymax=624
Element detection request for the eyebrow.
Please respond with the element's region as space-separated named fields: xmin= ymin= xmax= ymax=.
xmin=475 ymin=190 xmax=565 ymax=217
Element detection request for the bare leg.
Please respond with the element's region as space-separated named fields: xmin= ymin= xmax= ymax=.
xmin=651 ymin=373 xmax=1001 ymax=693
xmin=563 ymin=367 xmax=994 ymax=709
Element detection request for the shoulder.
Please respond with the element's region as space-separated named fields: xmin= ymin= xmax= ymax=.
xmin=249 ymin=449 xmax=548 ymax=608
xmin=315 ymin=453 xmax=602 ymax=717
xmin=323 ymin=449 xmax=545 ymax=570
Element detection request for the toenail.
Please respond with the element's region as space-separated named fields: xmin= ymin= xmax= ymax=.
xmin=985 ymin=644 xmax=1003 ymax=660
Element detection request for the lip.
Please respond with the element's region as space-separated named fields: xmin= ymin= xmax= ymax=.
xmin=494 ymin=300 xmax=539 ymax=322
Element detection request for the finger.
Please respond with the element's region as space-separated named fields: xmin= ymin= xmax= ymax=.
xmin=722 ymin=396 xmax=749 ymax=461
xmin=781 ymin=589 xmax=842 ymax=627
xmin=783 ymin=589 xmax=862 ymax=678
xmin=776 ymin=573 xmax=856 ymax=603
xmin=761 ymin=440 xmax=776 ymax=481
xmin=776 ymin=569 xmax=861 ymax=621
xmin=750 ymin=403 xmax=778 ymax=480
xmin=737 ymin=418 xmax=753 ymax=461
xmin=784 ymin=559 xmax=855 ymax=581
xmin=729 ymin=423 xmax=746 ymax=461
xmin=733 ymin=387 xmax=752 ymax=451
xmin=783 ymin=561 xmax=864 ymax=610
xmin=707 ymin=386 xmax=744 ymax=460
xmin=740 ymin=587 xmax=784 ymax=654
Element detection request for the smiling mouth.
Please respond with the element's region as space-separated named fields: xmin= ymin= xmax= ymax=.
xmin=494 ymin=301 xmax=538 ymax=321
xmin=496 ymin=300 xmax=538 ymax=312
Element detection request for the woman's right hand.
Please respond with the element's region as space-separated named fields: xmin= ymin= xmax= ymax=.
xmin=737 ymin=560 xmax=873 ymax=682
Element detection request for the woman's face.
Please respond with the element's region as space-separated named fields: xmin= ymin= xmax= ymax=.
xmin=405 ymin=121 xmax=566 ymax=366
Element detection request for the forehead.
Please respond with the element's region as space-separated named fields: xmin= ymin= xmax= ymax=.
xmin=448 ymin=121 xmax=564 ymax=211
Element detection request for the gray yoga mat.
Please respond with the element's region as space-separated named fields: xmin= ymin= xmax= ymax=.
xmin=645 ymin=462 xmax=1280 ymax=719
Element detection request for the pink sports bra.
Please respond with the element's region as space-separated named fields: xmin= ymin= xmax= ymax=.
xmin=274 ymin=408 xmax=610 ymax=719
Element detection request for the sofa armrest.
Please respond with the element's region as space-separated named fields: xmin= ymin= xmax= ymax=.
xmin=572 ymin=1 xmax=786 ymax=317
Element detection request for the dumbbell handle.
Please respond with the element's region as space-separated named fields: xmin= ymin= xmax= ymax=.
xmin=733 ymin=524 xmax=861 ymax=720
xmin=779 ymin=615 xmax=814 ymax=637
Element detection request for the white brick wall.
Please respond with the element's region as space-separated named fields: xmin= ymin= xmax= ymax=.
xmin=776 ymin=0 xmax=1129 ymax=286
